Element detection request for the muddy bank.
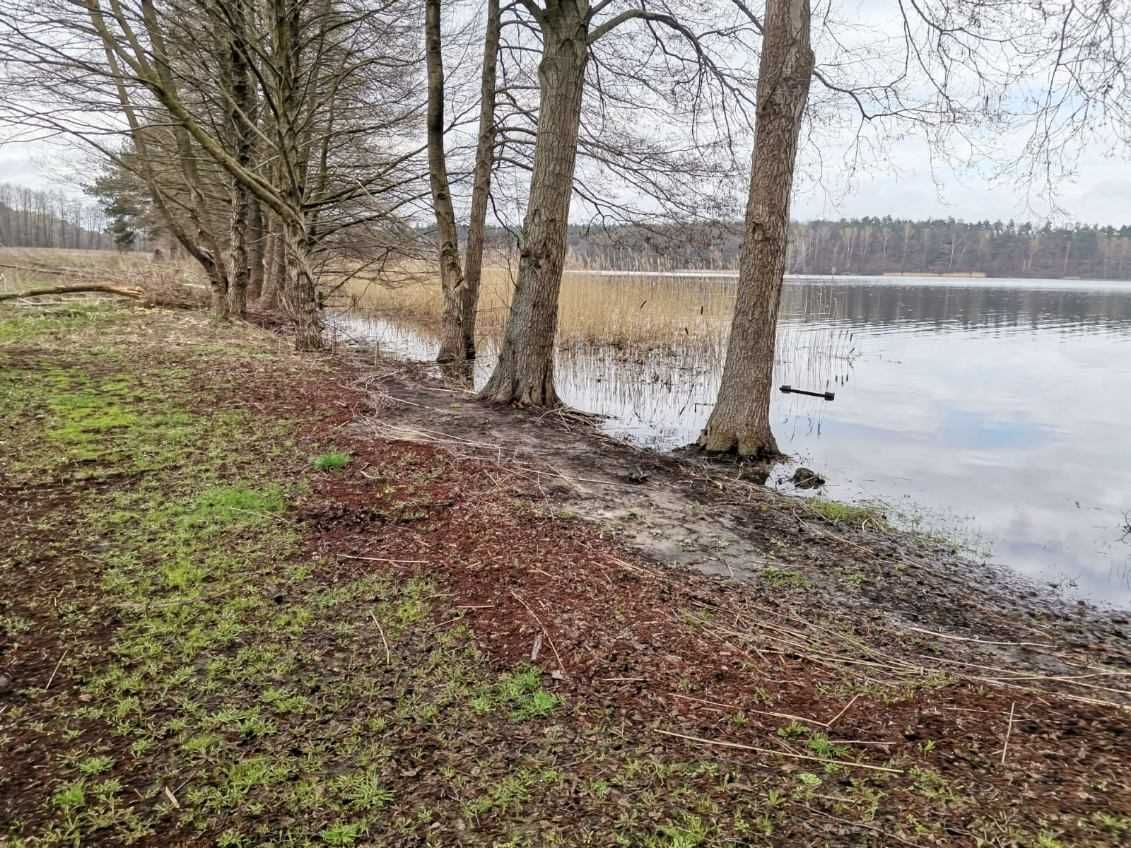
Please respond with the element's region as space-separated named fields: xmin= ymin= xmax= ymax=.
xmin=341 ymin=347 xmax=1131 ymax=681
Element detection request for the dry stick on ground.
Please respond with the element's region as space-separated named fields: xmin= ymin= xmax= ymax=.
xmin=1001 ymin=701 xmax=1016 ymax=765
xmin=45 ymin=648 xmax=69 ymax=690
xmin=825 ymin=693 xmax=861 ymax=728
xmin=667 ymin=691 xmax=828 ymax=728
xmin=370 ymin=612 xmax=392 ymax=665
xmin=510 ymin=590 xmax=566 ymax=675
xmin=654 ymin=728 xmax=904 ymax=774
xmin=795 ymin=804 xmax=924 ymax=848
xmin=339 ymin=554 xmax=429 ymax=564
xmin=0 ymin=285 xmax=145 ymax=303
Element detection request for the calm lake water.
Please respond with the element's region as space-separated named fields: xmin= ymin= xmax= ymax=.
xmin=334 ymin=273 xmax=1131 ymax=607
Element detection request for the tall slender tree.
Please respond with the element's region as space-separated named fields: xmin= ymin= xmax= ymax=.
xmin=461 ymin=0 xmax=501 ymax=359
xmin=425 ymin=0 xmax=467 ymax=363
xmin=698 ymin=0 xmax=813 ymax=457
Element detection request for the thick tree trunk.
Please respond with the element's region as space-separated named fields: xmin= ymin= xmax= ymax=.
xmin=224 ymin=0 xmax=256 ymax=319
xmin=424 ymin=0 xmax=466 ymax=363
xmin=228 ymin=182 xmax=252 ymax=319
xmin=479 ymin=11 xmax=588 ymax=405
xmin=697 ymin=0 xmax=814 ymax=459
xmin=282 ymin=220 xmax=323 ymax=351
xmin=461 ymin=0 xmax=501 ymax=359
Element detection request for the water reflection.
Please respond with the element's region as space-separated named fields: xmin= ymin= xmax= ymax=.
xmin=331 ymin=274 xmax=1131 ymax=606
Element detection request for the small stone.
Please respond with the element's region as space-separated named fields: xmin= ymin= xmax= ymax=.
xmin=0 ymin=674 xmax=13 ymax=695
xmin=626 ymin=465 xmax=649 ymax=484
xmin=791 ymin=467 xmax=826 ymax=489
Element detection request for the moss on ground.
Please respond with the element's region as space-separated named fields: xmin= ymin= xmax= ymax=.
xmin=0 ymin=305 xmax=1123 ymax=847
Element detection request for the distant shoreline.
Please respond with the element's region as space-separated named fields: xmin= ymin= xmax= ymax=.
xmin=559 ymin=268 xmax=1131 ymax=287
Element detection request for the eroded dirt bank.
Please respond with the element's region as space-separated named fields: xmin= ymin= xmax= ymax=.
xmin=354 ymin=344 xmax=1131 ymax=664
xmin=1 ymin=302 xmax=1129 ymax=847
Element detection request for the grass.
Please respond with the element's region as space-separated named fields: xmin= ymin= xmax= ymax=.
xmin=759 ymin=566 xmax=809 ymax=590
xmin=0 ymin=306 xmax=767 ymax=846
xmin=312 ymin=450 xmax=352 ymax=471
xmin=804 ymin=497 xmax=887 ymax=528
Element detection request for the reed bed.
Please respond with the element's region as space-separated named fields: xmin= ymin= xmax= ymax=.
xmin=337 ymin=264 xmax=857 ymax=379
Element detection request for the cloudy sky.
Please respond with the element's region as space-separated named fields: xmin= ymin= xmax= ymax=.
xmin=2 ymin=0 xmax=1128 ymax=227
xmin=788 ymin=133 xmax=1131 ymax=225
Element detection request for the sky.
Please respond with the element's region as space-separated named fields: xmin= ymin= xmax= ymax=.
xmin=5 ymin=132 xmax=1130 ymax=226
xmin=2 ymin=0 xmax=1129 ymax=227
xmin=788 ymin=133 xmax=1131 ymax=225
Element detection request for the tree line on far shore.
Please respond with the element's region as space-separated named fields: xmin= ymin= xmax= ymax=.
xmin=560 ymin=219 xmax=1131 ymax=280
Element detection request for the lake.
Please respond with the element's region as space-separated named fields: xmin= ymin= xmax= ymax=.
xmin=334 ymin=272 xmax=1131 ymax=607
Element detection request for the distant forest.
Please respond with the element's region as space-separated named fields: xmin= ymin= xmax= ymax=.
xmin=0 ymin=183 xmax=112 ymax=251
xmin=557 ymin=219 xmax=1131 ymax=280
xmin=4 ymin=172 xmax=1130 ymax=282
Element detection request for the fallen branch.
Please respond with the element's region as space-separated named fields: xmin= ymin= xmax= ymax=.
xmin=0 ymin=284 xmax=144 ymax=303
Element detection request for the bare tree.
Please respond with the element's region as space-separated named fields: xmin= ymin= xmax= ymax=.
xmin=425 ymin=0 xmax=466 ymax=362
xmin=479 ymin=0 xmax=756 ymax=405
xmin=461 ymin=0 xmax=501 ymax=359
xmin=698 ymin=0 xmax=812 ymax=457
xmin=1 ymin=0 xmax=425 ymax=349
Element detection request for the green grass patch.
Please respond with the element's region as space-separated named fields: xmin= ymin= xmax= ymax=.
xmin=312 ymin=450 xmax=351 ymax=471
xmin=805 ymin=497 xmax=887 ymax=527
xmin=471 ymin=665 xmax=560 ymax=722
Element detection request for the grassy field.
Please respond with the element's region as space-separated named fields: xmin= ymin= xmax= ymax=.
xmin=2 ymin=302 xmax=1129 ymax=847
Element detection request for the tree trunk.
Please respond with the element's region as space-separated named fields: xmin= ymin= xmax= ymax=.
xmin=282 ymin=220 xmax=323 ymax=351
xmin=260 ymin=212 xmax=284 ymax=310
xmin=138 ymin=0 xmax=230 ymax=319
xmin=697 ymin=0 xmax=814 ymax=459
xmin=479 ymin=10 xmax=588 ymax=405
xmin=228 ymin=182 xmax=252 ymax=319
xmin=424 ymin=0 xmax=466 ymax=363
xmin=461 ymin=0 xmax=501 ymax=359
xmin=224 ymin=0 xmax=256 ymax=319
xmin=87 ymin=0 xmax=223 ymax=313
xmin=247 ymin=198 xmax=265 ymax=302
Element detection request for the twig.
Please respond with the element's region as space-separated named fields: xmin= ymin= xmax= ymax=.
xmin=903 ymin=625 xmax=1055 ymax=650
xmin=511 ymin=590 xmax=566 ymax=674
xmin=1000 ymin=701 xmax=1016 ymax=765
xmin=163 ymin=785 xmax=181 ymax=809
xmin=370 ymin=612 xmax=391 ymax=665
xmin=667 ymin=692 xmax=828 ymax=728
xmin=341 ymin=553 xmax=428 ymax=564
xmin=825 ymin=693 xmax=860 ymax=728
xmin=654 ymin=728 xmax=903 ymax=774
xmin=45 ymin=648 xmax=69 ymax=690
xmin=795 ymin=804 xmax=923 ymax=847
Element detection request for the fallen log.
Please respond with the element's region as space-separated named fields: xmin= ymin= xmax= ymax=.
xmin=0 ymin=284 xmax=145 ymax=303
